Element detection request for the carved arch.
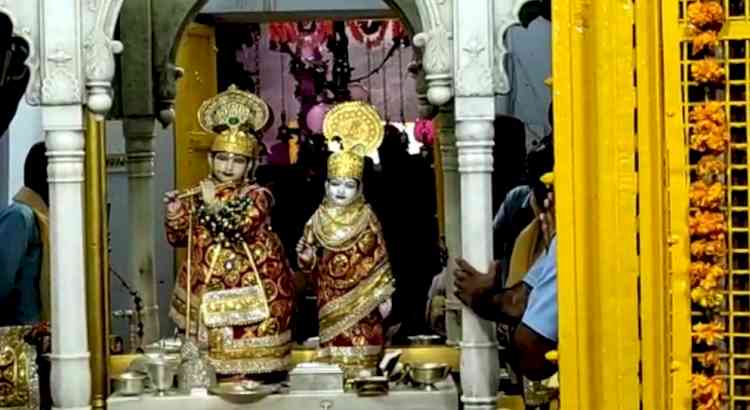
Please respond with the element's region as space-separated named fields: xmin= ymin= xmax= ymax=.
xmin=493 ymin=0 xmax=542 ymax=94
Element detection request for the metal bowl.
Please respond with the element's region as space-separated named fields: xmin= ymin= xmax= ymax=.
xmin=114 ymin=371 xmax=147 ymax=396
xmin=407 ymin=363 xmax=450 ymax=390
xmin=407 ymin=335 xmax=442 ymax=346
xmin=351 ymin=376 xmax=389 ymax=397
xmin=208 ymin=382 xmax=279 ymax=403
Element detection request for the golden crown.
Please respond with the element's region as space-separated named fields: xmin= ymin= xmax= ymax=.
xmin=211 ymin=128 xmax=260 ymax=158
xmin=328 ymin=145 xmax=367 ymax=180
xmin=197 ymin=85 xmax=270 ymax=158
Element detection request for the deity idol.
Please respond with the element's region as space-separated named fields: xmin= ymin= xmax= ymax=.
xmin=297 ymin=144 xmax=395 ymax=379
xmin=164 ymin=86 xmax=295 ymax=378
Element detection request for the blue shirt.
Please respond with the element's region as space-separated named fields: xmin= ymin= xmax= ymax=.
xmin=521 ymin=237 xmax=557 ymax=342
xmin=0 ymin=202 xmax=42 ymax=325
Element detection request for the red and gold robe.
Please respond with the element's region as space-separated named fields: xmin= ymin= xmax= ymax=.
xmin=166 ymin=183 xmax=295 ymax=375
xmin=299 ymin=197 xmax=395 ymax=374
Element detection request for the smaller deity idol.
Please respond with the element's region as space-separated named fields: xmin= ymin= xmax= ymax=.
xmin=165 ymin=86 xmax=295 ymax=379
xmin=297 ymin=144 xmax=395 ymax=379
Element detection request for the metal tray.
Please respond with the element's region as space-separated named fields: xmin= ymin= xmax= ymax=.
xmin=208 ymin=382 xmax=279 ymax=403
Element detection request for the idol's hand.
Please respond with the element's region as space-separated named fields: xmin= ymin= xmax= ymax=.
xmin=379 ymin=298 xmax=392 ymax=319
xmin=163 ymin=190 xmax=178 ymax=204
xmin=296 ymin=238 xmax=315 ymax=265
xmin=163 ymin=191 xmax=183 ymax=218
xmin=200 ymin=179 xmax=217 ymax=208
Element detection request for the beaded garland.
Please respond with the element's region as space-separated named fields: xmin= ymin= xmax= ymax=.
xmin=197 ymin=193 xmax=253 ymax=247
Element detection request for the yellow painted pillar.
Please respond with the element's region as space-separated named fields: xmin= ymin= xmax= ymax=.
xmin=553 ymin=0 xmax=641 ymax=408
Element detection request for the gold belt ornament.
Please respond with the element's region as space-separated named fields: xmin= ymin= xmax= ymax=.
xmin=201 ymin=286 xmax=270 ymax=328
xmin=201 ymin=240 xmax=270 ymax=328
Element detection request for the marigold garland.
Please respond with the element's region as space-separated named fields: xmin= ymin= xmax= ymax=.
xmin=689 ymin=181 xmax=725 ymax=209
xmin=692 ymin=59 xmax=726 ymax=84
xmin=686 ymin=2 xmax=727 ymax=408
xmin=687 ymin=1 xmax=725 ymax=32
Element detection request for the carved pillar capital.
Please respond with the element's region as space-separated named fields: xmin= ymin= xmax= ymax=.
xmin=83 ymin=0 xmax=125 ymax=119
xmin=414 ymin=58 xmax=440 ymax=120
xmin=155 ymin=63 xmax=184 ymax=127
xmin=414 ymin=0 xmax=453 ymax=106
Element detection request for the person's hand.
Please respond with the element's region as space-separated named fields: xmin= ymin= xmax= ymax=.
xmin=454 ymin=258 xmax=500 ymax=313
xmin=379 ymin=298 xmax=392 ymax=319
xmin=200 ymin=179 xmax=217 ymax=208
xmin=296 ymin=238 xmax=315 ymax=265
xmin=540 ymin=191 xmax=556 ymax=244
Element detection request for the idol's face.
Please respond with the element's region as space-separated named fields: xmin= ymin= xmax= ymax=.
xmin=325 ymin=177 xmax=360 ymax=206
xmin=209 ymin=152 xmax=251 ymax=183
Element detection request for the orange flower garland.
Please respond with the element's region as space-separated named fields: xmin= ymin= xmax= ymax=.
xmin=687 ymin=2 xmax=727 ymax=408
xmin=692 ymin=59 xmax=726 ymax=84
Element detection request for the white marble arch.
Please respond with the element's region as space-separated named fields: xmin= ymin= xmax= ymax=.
xmin=0 ymin=0 xmax=541 ymax=409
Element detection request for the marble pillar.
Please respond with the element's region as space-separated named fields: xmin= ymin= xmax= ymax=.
xmin=46 ymin=105 xmax=92 ymax=410
xmin=453 ymin=0 xmax=498 ymax=408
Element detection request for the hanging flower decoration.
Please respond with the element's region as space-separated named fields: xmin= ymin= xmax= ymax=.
xmin=689 ymin=181 xmax=725 ymax=209
xmin=268 ymin=21 xmax=333 ymax=56
xmin=692 ymin=58 xmax=726 ymax=84
xmin=347 ymin=20 xmax=390 ymax=49
xmin=391 ymin=20 xmax=411 ymax=47
xmin=691 ymin=373 xmax=724 ymax=410
xmin=415 ymin=118 xmax=436 ymax=145
xmin=692 ymin=31 xmax=720 ymax=53
xmin=697 ymin=155 xmax=726 ymax=177
xmin=689 ymin=102 xmax=729 ymax=152
xmin=687 ymin=1 xmax=725 ymax=33
xmin=686 ymin=2 xmax=727 ymax=408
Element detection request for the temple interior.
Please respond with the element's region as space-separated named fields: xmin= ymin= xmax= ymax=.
xmin=3 ymin=0 xmax=741 ymax=409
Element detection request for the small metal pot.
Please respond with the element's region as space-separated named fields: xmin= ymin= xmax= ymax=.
xmin=406 ymin=363 xmax=451 ymax=391
xmin=114 ymin=371 xmax=147 ymax=396
xmin=145 ymin=357 xmax=179 ymax=395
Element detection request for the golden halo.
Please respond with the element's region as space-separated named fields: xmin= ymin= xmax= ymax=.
xmin=322 ymin=101 xmax=384 ymax=154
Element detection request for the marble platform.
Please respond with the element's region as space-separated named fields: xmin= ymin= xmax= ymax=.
xmin=108 ymin=379 xmax=459 ymax=410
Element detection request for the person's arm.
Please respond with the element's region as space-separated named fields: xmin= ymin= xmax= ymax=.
xmin=478 ymin=281 xmax=530 ymax=324
xmin=511 ymin=323 xmax=558 ymax=381
xmin=0 ymin=206 xmax=33 ymax=302
xmin=514 ymin=244 xmax=558 ymax=381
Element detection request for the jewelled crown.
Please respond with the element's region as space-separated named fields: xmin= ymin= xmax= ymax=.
xmin=328 ymin=145 xmax=367 ymax=180
xmin=197 ymin=85 xmax=270 ymax=158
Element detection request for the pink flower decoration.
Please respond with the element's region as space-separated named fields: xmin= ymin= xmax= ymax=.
xmin=415 ymin=118 xmax=436 ymax=145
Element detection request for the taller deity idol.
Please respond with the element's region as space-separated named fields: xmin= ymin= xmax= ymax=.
xmin=164 ymin=86 xmax=295 ymax=378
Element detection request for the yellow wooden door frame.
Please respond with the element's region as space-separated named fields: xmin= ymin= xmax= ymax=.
xmin=174 ymin=22 xmax=219 ymax=192
xmin=553 ymin=0 xmax=644 ymax=408
xmin=173 ymin=22 xmax=219 ymax=276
